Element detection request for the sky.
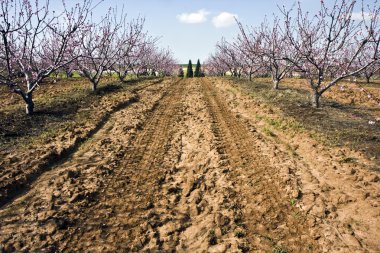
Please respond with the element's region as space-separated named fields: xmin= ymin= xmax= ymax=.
xmin=57 ymin=0 xmax=374 ymax=64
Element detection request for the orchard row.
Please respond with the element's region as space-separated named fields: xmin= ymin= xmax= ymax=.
xmin=205 ymin=0 xmax=380 ymax=107
xmin=0 ymin=0 xmax=178 ymax=114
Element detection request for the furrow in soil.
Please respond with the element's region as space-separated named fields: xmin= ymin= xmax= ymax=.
xmin=200 ymin=78 xmax=318 ymax=252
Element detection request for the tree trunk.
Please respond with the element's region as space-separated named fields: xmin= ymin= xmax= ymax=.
xmin=91 ymin=81 xmax=98 ymax=92
xmin=249 ymin=73 xmax=252 ymax=81
xmin=311 ymin=90 xmax=321 ymax=108
xmin=25 ymin=93 xmax=34 ymax=115
xmin=273 ymin=79 xmax=279 ymax=90
xmin=66 ymin=71 xmax=73 ymax=78
xmin=53 ymin=73 xmax=59 ymax=83
xmin=365 ymin=75 xmax=371 ymax=84
xmin=118 ymin=73 xmax=126 ymax=82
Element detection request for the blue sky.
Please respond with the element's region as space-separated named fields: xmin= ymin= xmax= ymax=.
xmin=61 ymin=0 xmax=373 ymax=63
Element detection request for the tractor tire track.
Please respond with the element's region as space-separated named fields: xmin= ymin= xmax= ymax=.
xmin=61 ymin=78 xmax=187 ymax=252
xmin=0 ymin=79 xmax=174 ymax=252
xmin=0 ymin=77 xmax=321 ymax=252
xmin=200 ymin=78 xmax=318 ymax=252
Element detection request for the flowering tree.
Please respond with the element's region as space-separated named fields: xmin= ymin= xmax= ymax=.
xmin=207 ymin=38 xmax=255 ymax=78
xmin=255 ymin=17 xmax=295 ymax=88
xmin=356 ymin=46 xmax=380 ymax=83
xmin=76 ymin=8 xmax=127 ymax=91
xmin=280 ymin=0 xmax=380 ymax=107
xmin=153 ymin=48 xmax=177 ymax=76
xmin=204 ymin=51 xmax=230 ymax=77
xmin=0 ymin=0 xmax=94 ymax=114
xmin=111 ymin=17 xmax=149 ymax=82
xmin=362 ymin=61 xmax=380 ymax=83
xmin=232 ymin=29 xmax=265 ymax=81
xmin=178 ymin=66 xmax=184 ymax=77
xmin=131 ymin=42 xmax=154 ymax=77
xmin=134 ymin=43 xmax=177 ymax=76
xmin=62 ymin=61 xmax=77 ymax=78
xmin=215 ymin=38 xmax=244 ymax=77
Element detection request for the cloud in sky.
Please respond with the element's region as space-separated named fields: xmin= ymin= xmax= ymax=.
xmin=176 ymin=9 xmax=210 ymax=24
xmin=351 ymin=12 xmax=373 ymax=21
xmin=212 ymin=12 xmax=238 ymax=28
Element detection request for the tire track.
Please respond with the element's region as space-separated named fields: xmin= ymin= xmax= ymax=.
xmin=61 ymin=78 xmax=186 ymax=251
xmin=0 ymin=78 xmax=165 ymax=208
xmin=144 ymin=79 xmax=249 ymax=252
xmin=200 ymin=78 xmax=318 ymax=252
xmin=0 ymin=78 xmax=320 ymax=252
xmin=0 ymin=79 xmax=175 ymax=252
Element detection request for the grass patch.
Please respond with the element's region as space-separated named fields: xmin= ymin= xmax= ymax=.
xmin=273 ymin=244 xmax=289 ymax=253
xmin=263 ymin=127 xmax=277 ymax=137
xmin=289 ymin=199 xmax=297 ymax=206
xmin=266 ymin=118 xmax=283 ymax=129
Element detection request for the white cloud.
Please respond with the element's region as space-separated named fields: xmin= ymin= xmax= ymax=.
xmin=212 ymin=12 xmax=238 ymax=28
xmin=176 ymin=9 xmax=210 ymax=24
xmin=351 ymin=12 xmax=373 ymax=21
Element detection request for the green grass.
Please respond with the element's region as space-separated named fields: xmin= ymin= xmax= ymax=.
xmin=289 ymin=199 xmax=297 ymax=206
xmin=263 ymin=127 xmax=277 ymax=137
xmin=273 ymin=244 xmax=289 ymax=253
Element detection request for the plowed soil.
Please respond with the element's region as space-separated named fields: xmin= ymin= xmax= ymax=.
xmin=0 ymin=78 xmax=379 ymax=252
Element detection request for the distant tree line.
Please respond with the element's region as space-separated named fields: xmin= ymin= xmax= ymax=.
xmin=178 ymin=59 xmax=204 ymax=78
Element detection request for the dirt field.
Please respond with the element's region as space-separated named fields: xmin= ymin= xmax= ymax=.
xmin=0 ymin=78 xmax=379 ymax=252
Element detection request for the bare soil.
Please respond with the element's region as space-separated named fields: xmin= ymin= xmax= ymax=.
xmin=0 ymin=77 xmax=161 ymax=206
xmin=0 ymin=77 xmax=379 ymax=252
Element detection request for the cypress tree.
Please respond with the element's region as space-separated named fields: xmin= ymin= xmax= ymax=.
xmin=186 ymin=60 xmax=193 ymax=78
xmin=194 ymin=59 xmax=201 ymax=77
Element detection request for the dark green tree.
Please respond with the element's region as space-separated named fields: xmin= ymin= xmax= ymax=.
xmin=194 ymin=59 xmax=201 ymax=77
xmin=186 ymin=60 xmax=193 ymax=78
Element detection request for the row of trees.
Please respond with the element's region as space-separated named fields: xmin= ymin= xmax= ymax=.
xmin=178 ymin=59 xmax=204 ymax=78
xmin=205 ymin=0 xmax=380 ymax=107
xmin=0 ymin=0 xmax=178 ymax=114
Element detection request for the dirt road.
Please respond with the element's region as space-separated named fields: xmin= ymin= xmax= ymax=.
xmin=0 ymin=78 xmax=379 ymax=252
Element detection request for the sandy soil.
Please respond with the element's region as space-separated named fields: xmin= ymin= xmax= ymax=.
xmin=0 ymin=78 xmax=379 ymax=252
xmin=0 ymin=78 xmax=163 ymax=207
xmin=214 ymin=77 xmax=380 ymax=252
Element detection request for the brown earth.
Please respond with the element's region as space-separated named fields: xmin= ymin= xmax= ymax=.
xmin=0 ymin=77 xmax=162 ymax=206
xmin=0 ymin=77 xmax=379 ymax=252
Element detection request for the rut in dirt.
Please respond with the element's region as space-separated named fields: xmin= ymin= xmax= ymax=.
xmin=200 ymin=78 xmax=318 ymax=252
xmin=0 ymin=78 xmax=164 ymax=209
xmin=0 ymin=78 xmax=318 ymax=252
